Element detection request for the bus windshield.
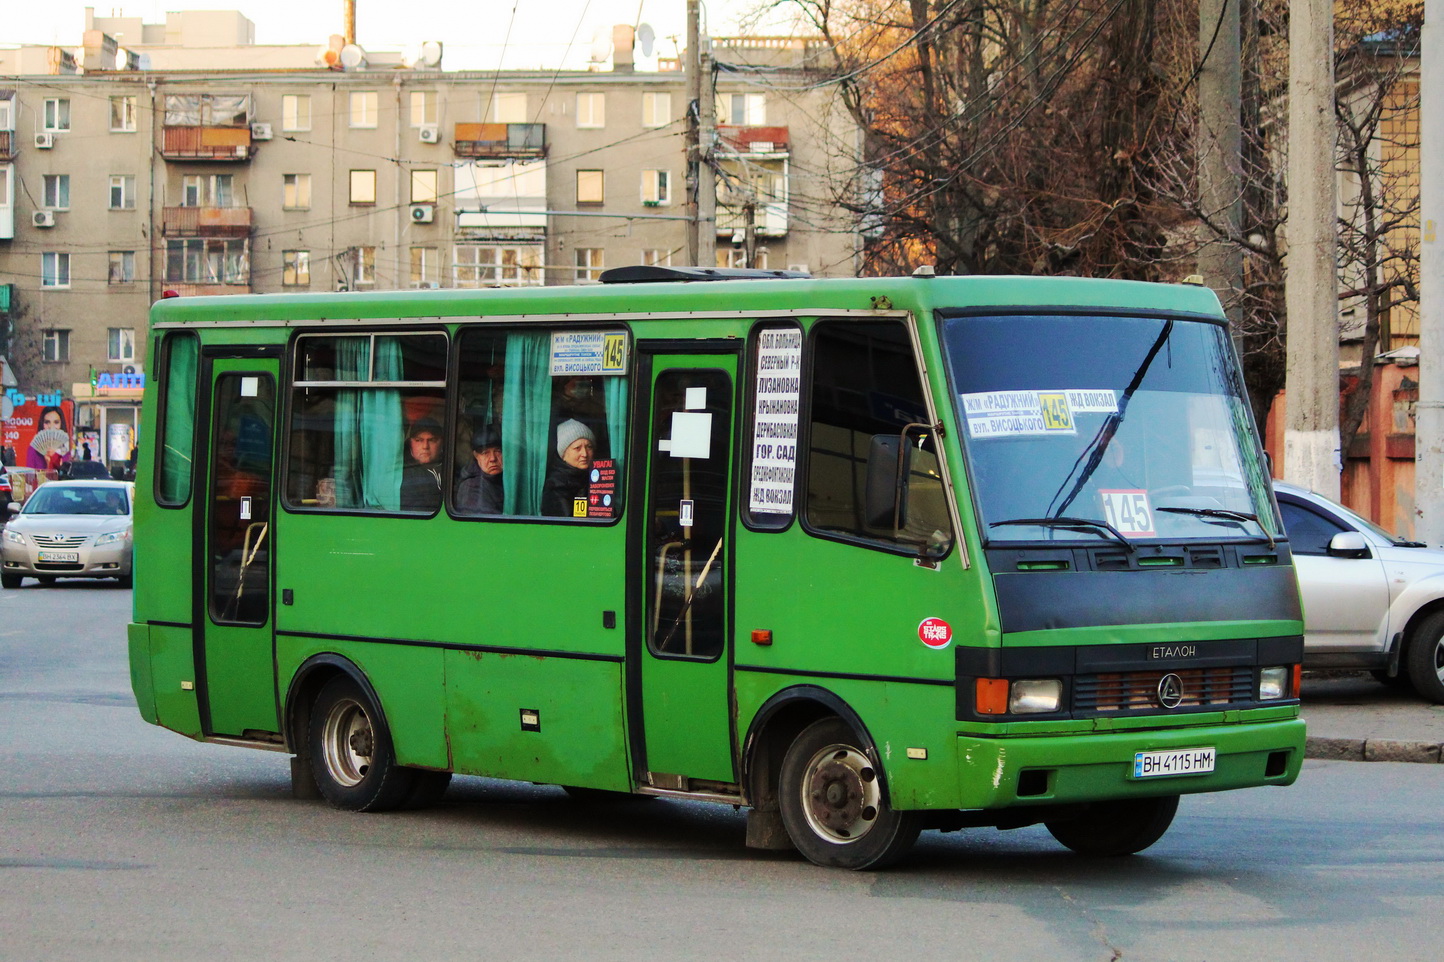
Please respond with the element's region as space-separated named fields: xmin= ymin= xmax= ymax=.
xmin=941 ymin=312 xmax=1278 ymax=546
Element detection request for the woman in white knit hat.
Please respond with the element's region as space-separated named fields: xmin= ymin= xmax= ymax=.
xmin=540 ymin=418 xmax=596 ymax=517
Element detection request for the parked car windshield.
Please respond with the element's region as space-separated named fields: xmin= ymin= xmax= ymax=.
xmin=941 ymin=312 xmax=1279 ymax=545
xmin=23 ymin=485 xmax=131 ymax=516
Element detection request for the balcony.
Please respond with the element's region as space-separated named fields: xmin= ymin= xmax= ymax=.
xmin=716 ymin=125 xmax=791 ymax=156
xmin=164 ymin=283 xmax=251 ymax=297
xmin=0 ymin=131 xmax=13 ymax=160
xmin=161 ymin=125 xmax=254 ymax=161
xmin=453 ymin=123 xmax=546 ymax=159
xmin=162 ymin=206 xmax=253 ymax=237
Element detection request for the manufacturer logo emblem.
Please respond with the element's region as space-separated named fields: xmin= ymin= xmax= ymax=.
xmin=1157 ymin=673 xmax=1185 ymax=709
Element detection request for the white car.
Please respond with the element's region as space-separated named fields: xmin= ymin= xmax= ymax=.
xmin=1 ymin=480 xmax=134 ymax=589
xmin=1277 ymin=481 xmax=1444 ymax=703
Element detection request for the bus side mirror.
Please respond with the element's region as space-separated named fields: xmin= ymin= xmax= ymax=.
xmin=865 ymin=434 xmax=910 ymax=531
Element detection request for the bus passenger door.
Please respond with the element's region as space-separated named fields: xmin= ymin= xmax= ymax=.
xmin=199 ymin=356 xmax=280 ymax=738
xmin=635 ymin=353 xmax=738 ymax=787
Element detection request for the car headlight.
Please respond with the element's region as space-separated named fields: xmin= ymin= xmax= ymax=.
xmin=1259 ymin=666 xmax=1290 ymax=700
xmin=1008 ymin=679 xmax=1064 ymax=713
xmin=95 ymin=531 xmax=129 ymax=546
xmin=2 ymin=528 xmax=26 ymax=546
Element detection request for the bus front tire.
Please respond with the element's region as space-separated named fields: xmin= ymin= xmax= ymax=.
xmin=778 ymin=717 xmax=921 ymax=870
xmin=308 ymin=675 xmax=418 ymax=812
xmin=1044 ymin=794 xmax=1179 ymax=856
xmin=1405 ymin=611 xmax=1444 ymax=704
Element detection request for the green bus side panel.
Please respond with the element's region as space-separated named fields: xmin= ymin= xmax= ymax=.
xmin=148 ymin=623 xmax=203 ymax=738
xmin=127 ymin=623 xmax=158 ymax=725
xmin=955 ymin=717 xmax=1306 ymax=810
xmin=276 ymin=637 xmax=448 ymax=769
xmin=445 ymin=651 xmax=630 ymax=790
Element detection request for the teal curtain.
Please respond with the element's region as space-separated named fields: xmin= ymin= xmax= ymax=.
xmin=331 ymin=339 xmax=367 ymax=508
xmin=158 ymin=333 xmax=198 ymax=504
xmin=501 ymin=332 xmax=551 ymax=515
xmin=363 ymin=338 xmax=404 ymax=510
xmin=604 ymin=376 xmax=628 ymax=476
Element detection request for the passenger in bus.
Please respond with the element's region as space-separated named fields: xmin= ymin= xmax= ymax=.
xmin=540 ymin=418 xmax=595 ymax=517
xmin=400 ymin=417 xmax=445 ymax=512
xmin=455 ymin=425 xmax=504 ymax=514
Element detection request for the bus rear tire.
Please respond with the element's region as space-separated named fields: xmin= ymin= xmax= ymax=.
xmin=308 ymin=675 xmax=417 ymax=812
xmin=778 ymin=717 xmax=921 ymax=870
xmin=1045 ymin=794 xmax=1179 ymax=856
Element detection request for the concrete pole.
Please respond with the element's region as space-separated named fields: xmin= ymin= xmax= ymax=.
xmin=698 ymin=47 xmax=717 ymax=266
xmin=1283 ymin=0 xmax=1341 ymax=498
xmin=685 ymin=0 xmax=701 ymax=265
xmin=1417 ymin=0 xmax=1444 ymax=543
xmin=1197 ymin=0 xmax=1244 ymax=343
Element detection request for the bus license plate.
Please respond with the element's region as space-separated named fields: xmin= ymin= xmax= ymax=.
xmin=1133 ymin=747 xmax=1216 ymax=778
xmin=37 ymin=551 xmax=79 ymax=563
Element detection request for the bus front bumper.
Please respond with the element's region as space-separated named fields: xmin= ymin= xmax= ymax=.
xmin=954 ymin=717 xmax=1306 ymax=810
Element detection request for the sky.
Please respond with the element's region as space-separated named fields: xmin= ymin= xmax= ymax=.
xmin=5 ymin=0 xmax=797 ymax=71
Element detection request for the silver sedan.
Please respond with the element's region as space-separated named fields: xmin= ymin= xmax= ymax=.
xmin=1 ymin=480 xmax=134 ymax=589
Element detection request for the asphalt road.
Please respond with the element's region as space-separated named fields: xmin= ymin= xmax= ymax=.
xmin=4 ymin=580 xmax=1444 ymax=961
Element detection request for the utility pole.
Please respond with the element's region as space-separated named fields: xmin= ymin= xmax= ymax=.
xmin=1197 ymin=0 xmax=1243 ymax=346
xmin=742 ymin=200 xmax=758 ymax=268
xmin=685 ymin=0 xmax=715 ymax=267
xmin=1417 ymin=0 xmax=1443 ymax=542
xmin=1283 ymin=0 xmax=1341 ymax=498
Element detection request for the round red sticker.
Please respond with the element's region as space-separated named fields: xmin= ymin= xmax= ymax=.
xmin=918 ymin=617 xmax=953 ymax=649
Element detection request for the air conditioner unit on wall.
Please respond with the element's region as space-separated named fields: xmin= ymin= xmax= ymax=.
xmin=34 ymin=133 xmax=54 ymax=149
xmin=418 ymin=125 xmax=439 ymax=143
xmin=33 ymin=211 xmax=56 ymax=228
xmin=251 ymin=122 xmax=273 ymax=140
xmin=410 ymin=204 xmax=435 ymax=224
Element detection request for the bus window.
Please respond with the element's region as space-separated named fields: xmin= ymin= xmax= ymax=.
xmin=286 ymin=332 xmax=447 ymax=512
xmin=156 ymin=331 xmax=199 ymax=506
xmin=452 ymin=328 xmax=628 ymax=520
xmin=804 ymin=320 xmax=952 ymax=555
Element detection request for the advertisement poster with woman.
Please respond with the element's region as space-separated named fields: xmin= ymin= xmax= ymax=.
xmin=1 ymin=398 xmax=75 ymax=473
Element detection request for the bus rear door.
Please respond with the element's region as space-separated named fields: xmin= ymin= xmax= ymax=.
xmin=634 ymin=350 xmax=738 ymax=787
xmin=198 ymin=352 xmax=280 ymax=738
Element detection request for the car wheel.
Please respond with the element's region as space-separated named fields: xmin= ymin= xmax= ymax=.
xmin=778 ymin=717 xmax=921 ymax=870
xmin=308 ymin=675 xmax=418 ymax=812
xmin=1405 ymin=611 xmax=1444 ymax=705
xmin=0 ymin=572 xmax=21 ymax=589
xmin=1045 ymin=795 xmax=1179 ymax=856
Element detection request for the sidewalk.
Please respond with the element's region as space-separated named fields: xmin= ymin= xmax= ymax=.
xmin=1300 ymin=671 xmax=1444 ymax=763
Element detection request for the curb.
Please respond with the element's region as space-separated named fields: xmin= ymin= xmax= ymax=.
xmin=1305 ymin=735 xmax=1443 ymax=764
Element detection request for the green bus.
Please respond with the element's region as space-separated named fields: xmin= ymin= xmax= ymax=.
xmin=128 ymin=266 xmax=1305 ymax=869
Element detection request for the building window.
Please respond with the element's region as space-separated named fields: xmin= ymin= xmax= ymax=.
xmin=211 ymin=174 xmax=234 ymax=207
xmin=575 ymin=248 xmax=603 ymax=283
xmin=454 ymin=244 xmax=543 ymax=287
xmin=181 ymin=175 xmax=202 ymax=207
xmin=282 ymin=94 xmax=311 ymax=131
xmin=165 ymin=238 xmax=248 ymax=284
xmin=108 ymin=251 xmax=136 ymax=284
xmin=576 ymin=92 xmax=605 ymax=128
xmin=283 ymin=173 xmax=311 ymax=210
xmin=718 ymin=248 xmax=769 ymax=270
xmin=410 ymin=90 xmax=437 ymax=127
xmin=576 ymin=169 xmax=604 ymax=205
xmin=642 ymin=92 xmax=671 ymax=127
xmin=42 ymin=174 xmax=70 ymax=210
xmin=642 ymin=248 xmax=671 ymax=267
xmin=719 ymin=92 xmax=766 ymax=125
xmin=0 ymin=99 xmax=12 ymax=131
xmin=108 ymin=327 xmax=137 ymax=363
xmin=641 ymin=169 xmax=670 ymax=205
xmin=43 ymin=98 xmax=71 ymax=132
xmin=41 ymin=252 xmax=70 ymax=288
xmin=356 ymin=246 xmax=376 ymax=286
xmin=283 ymin=250 xmax=311 ymax=286
xmin=410 ymin=247 xmax=439 ymax=287
xmin=490 ymin=92 xmax=527 ymax=123
xmin=42 ymin=329 xmax=70 ymax=363
xmin=350 ymin=169 xmax=377 ymax=205
xmin=411 ymin=169 xmax=438 ymax=203
xmin=350 ymin=91 xmax=378 ymax=128
xmin=164 ymin=94 xmax=249 ymax=126
xmin=109 ymin=175 xmax=137 ymax=210
xmin=110 ymin=95 xmax=137 ymax=131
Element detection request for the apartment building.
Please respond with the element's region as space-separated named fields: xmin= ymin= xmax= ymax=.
xmin=0 ymin=9 xmax=861 ymax=457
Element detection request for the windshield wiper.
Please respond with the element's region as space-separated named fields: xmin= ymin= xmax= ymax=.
xmin=990 ymin=516 xmax=1136 ymax=552
xmin=1155 ymin=506 xmax=1275 ymax=548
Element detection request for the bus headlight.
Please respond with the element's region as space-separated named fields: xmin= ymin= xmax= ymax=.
xmin=1009 ymin=679 xmax=1063 ymax=713
xmin=1259 ymin=666 xmax=1289 ymax=700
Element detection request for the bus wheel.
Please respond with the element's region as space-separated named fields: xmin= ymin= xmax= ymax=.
xmin=1405 ymin=612 xmax=1444 ymax=704
xmin=308 ymin=676 xmax=416 ymax=812
xmin=1045 ymin=795 xmax=1179 ymax=856
xmin=778 ymin=717 xmax=921 ymax=870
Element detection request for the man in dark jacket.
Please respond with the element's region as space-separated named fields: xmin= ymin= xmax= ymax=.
xmin=400 ymin=417 xmax=444 ymax=512
xmin=455 ymin=425 xmax=504 ymax=514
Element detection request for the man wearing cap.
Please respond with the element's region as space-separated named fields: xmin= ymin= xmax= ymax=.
xmin=540 ymin=418 xmax=596 ymax=517
xmin=400 ymin=417 xmax=445 ymax=512
xmin=455 ymin=425 xmax=504 ymax=514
